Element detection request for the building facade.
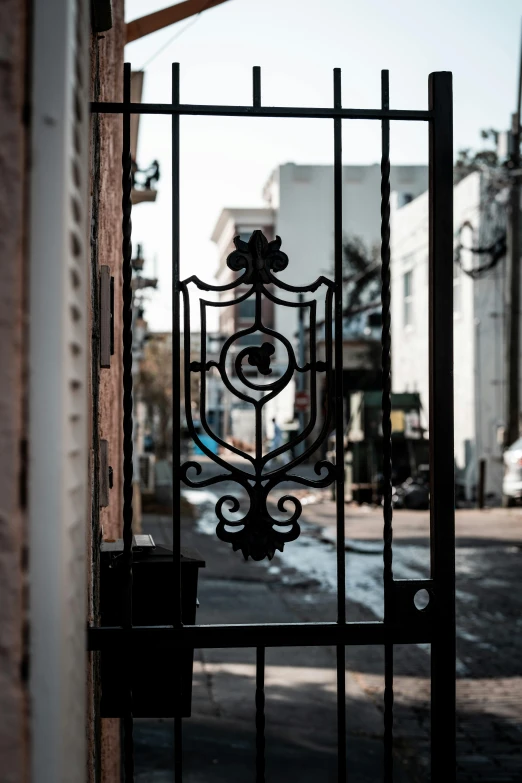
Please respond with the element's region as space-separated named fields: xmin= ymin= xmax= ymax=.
xmin=264 ymin=162 xmax=429 ymax=369
xmin=391 ymin=171 xmax=514 ymax=500
xmin=212 ymin=164 xmax=429 ymax=439
xmin=211 ymin=208 xmax=278 ymax=445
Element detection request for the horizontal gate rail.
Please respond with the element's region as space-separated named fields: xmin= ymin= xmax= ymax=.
xmin=88 ymin=621 xmax=433 ymax=650
xmin=90 ymin=101 xmax=432 ymax=121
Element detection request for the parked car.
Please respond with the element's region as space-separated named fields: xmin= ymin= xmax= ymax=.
xmin=502 ymin=437 xmax=522 ymax=506
xmin=391 ymin=464 xmax=430 ymax=510
xmin=191 ymin=420 xmax=219 ymax=456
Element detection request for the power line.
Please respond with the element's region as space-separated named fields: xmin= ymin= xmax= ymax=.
xmin=138 ymin=0 xmax=212 ymax=71
xmin=454 ymin=219 xmax=507 ymax=279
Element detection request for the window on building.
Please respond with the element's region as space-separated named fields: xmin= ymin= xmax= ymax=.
xmin=238 ymin=297 xmax=256 ymax=320
xmin=397 ymin=192 xmax=414 ymax=207
xmin=236 ymin=333 xmax=263 ymax=346
xmin=367 ymin=312 xmax=382 ymax=329
xmin=403 ymin=270 xmax=413 ymax=327
xmin=453 ymin=260 xmax=461 ymax=315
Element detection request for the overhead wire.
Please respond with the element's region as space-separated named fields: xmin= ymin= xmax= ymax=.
xmin=137 ymin=0 xmax=213 ymax=72
xmin=454 ymin=230 xmax=506 ymax=278
xmin=454 ymin=174 xmax=507 ymax=279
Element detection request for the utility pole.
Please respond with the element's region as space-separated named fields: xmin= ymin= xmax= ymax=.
xmin=504 ymin=21 xmax=522 ymax=449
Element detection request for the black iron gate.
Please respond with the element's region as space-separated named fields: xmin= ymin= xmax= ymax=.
xmin=89 ymin=63 xmax=455 ymax=782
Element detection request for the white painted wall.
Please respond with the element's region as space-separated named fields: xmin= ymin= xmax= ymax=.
xmin=212 ymin=166 xmax=428 ymax=432
xmin=29 ymin=0 xmax=89 ymax=779
xmin=265 ymin=163 xmax=428 ymax=422
xmin=391 ymin=172 xmax=512 ymax=499
xmin=268 ymin=163 xmax=429 ymax=367
xmin=390 ymin=187 xmax=430 ymax=410
xmin=212 ymin=207 xmax=275 ymax=284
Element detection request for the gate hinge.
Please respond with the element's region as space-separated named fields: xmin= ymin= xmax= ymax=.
xmin=99 ymin=439 xmax=113 ymax=507
xmin=100 ymin=265 xmax=114 ymax=368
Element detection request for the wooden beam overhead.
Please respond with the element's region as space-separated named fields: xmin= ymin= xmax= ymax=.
xmin=126 ymin=0 xmax=231 ymax=44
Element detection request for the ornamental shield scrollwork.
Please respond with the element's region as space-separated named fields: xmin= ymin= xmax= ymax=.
xmin=180 ymin=230 xmax=336 ymax=561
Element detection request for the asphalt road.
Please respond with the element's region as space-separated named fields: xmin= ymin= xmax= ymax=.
xmin=133 ymin=457 xmax=522 ymax=782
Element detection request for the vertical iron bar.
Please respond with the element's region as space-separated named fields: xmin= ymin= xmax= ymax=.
xmin=172 ymin=62 xmax=182 ymax=625
xmin=333 ymin=67 xmax=346 ymax=783
xmin=255 ymin=286 xmax=263 ymax=466
xmin=175 ymin=716 xmax=183 ymax=781
xmin=172 ymin=62 xmax=183 ymax=782
xmin=428 ymin=71 xmax=456 ymax=782
xmin=255 ymin=646 xmax=266 ymax=782
xmin=253 ymin=66 xmax=261 ymax=108
xmin=380 ymin=69 xmax=394 ymax=783
xmin=121 ymin=61 xmax=134 ymax=781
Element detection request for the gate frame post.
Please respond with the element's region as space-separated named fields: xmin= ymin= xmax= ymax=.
xmin=428 ymin=70 xmax=456 ymax=781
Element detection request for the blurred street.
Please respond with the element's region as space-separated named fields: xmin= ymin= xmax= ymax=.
xmin=135 ymin=458 xmax=522 ymax=782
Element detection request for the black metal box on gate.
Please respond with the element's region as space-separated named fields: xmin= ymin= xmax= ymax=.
xmin=99 ymin=538 xmax=205 ymax=718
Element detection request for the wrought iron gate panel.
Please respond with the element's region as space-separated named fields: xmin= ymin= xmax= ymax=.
xmin=89 ymin=63 xmax=455 ymax=782
xmin=180 ymin=232 xmax=335 ymax=560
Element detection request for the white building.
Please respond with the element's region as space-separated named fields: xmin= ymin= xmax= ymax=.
xmin=212 ymin=164 xmax=429 ymax=433
xmin=264 ymin=162 xmax=429 ymax=368
xmin=391 ymin=171 xmax=512 ymax=500
xmin=211 ymin=208 xmax=280 ymax=443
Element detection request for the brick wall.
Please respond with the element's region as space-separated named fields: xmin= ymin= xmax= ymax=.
xmin=89 ymin=2 xmax=125 ymax=780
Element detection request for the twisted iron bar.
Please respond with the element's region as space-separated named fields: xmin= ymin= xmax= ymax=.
xmin=380 ymin=69 xmax=394 ymax=783
xmin=380 ymin=78 xmax=393 ymax=603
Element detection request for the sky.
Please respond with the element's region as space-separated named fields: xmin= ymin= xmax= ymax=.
xmin=124 ymin=0 xmax=522 ymax=332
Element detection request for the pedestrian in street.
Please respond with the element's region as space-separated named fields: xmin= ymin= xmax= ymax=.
xmin=271 ymin=417 xmax=291 ymax=465
xmin=271 ymin=417 xmax=283 ymax=452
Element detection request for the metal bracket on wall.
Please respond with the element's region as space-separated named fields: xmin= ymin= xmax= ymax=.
xmin=91 ymin=0 xmax=113 ymax=33
xmin=100 ymin=265 xmax=114 ymax=368
xmin=99 ymin=439 xmax=112 ymax=508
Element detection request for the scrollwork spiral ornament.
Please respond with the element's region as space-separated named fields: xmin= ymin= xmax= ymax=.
xmin=180 ymin=230 xmax=335 ymax=560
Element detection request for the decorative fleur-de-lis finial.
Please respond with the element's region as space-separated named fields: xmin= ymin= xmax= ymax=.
xmin=226 ymin=230 xmax=289 ymax=280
